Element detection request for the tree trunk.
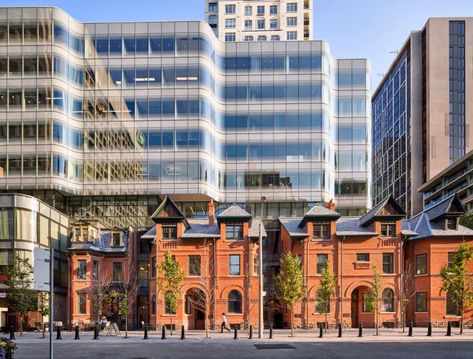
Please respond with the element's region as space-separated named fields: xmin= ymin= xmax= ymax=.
xmin=170 ymin=316 xmax=173 ymax=336
xmin=325 ymin=310 xmax=328 ymax=334
xmin=460 ymin=305 xmax=464 ymax=335
xmin=20 ymin=313 xmax=24 ymax=336
xmin=290 ymin=310 xmax=294 ymax=337
xmin=125 ymin=316 xmax=128 ymax=338
xmin=42 ymin=315 xmax=45 ymax=339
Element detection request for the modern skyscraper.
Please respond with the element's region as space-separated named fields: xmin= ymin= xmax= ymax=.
xmin=372 ymin=18 xmax=471 ymax=215
xmin=204 ymin=0 xmax=313 ymax=42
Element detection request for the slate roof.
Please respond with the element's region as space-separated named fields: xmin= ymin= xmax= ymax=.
xmin=335 ymin=217 xmax=378 ymax=236
xmin=424 ymin=194 xmax=465 ymax=222
xmin=150 ymin=195 xmax=189 ymax=227
xmin=181 ymin=219 xmax=220 ymax=238
xmin=358 ymin=196 xmax=406 ymax=227
xmin=141 ymin=225 xmax=156 ymax=239
xmin=280 ymin=218 xmax=309 ymax=237
xmin=305 ymin=205 xmax=341 ymax=218
xmin=217 ymin=205 xmax=252 ymax=221
xmin=69 ymin=230 xmax=129 ymax=253
xmin=248 ymin=218 xmax=267 ymax=238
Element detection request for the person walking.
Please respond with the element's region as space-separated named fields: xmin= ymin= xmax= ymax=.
xmin=221 ymin=313 xmax=231 ymax=333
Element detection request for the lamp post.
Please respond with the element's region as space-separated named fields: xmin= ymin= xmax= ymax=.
xmin=258 ymin=196 xmax=266 ymax=338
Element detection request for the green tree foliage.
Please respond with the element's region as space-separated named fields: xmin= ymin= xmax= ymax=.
xmin=37 ymin=292 xmax=50 ymax=339
xmin=274 ymin=252 xmax=305 ymax=337
xmin=440 ymin=243 xmax=473 ymax=335
xmin=365 ymin=265 xmax=382 ymax=336
xmin=159 ymin=251 xmax=184 ymax=335
xmin=317 ymin=260 xmax=336 ymax=332
xmin=5 ymin=256 xmax=36 ymax=336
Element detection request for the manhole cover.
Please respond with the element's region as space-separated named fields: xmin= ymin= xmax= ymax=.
xmin=254 ymin=344 xmax=295 ymax=350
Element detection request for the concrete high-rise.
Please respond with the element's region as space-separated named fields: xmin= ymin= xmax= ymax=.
xmin=372 ymin=18 xmax=471 ymax=215
xmin=204 ymin=0 xmax=313 ymax=42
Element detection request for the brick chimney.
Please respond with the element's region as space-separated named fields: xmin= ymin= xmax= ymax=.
xmin=208 ymin=199 xmax=215 ymax=227
xmin=327 ymin=199 xmax=336 ymax=211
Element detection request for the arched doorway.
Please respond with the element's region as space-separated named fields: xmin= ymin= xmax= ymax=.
xmin=184 ymin=288 xmax=206 ymax=330
xmin=350 ymin=286 xmax=372 ymax=328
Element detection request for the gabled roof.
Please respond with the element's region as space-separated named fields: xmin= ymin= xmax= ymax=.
xmin=217 ymin=205 xmax=252 ymax=223
xmin=150 ymin=195 xmax=189 ymax=228
xmin=280 ymin=218 xmax=309 ymax=238
xmin=359 ymin=196 xmax=406 ymax=227
xmin=248 ymin=219 xmax=267 ymax=238
xmin=69 ymin=230 xmax=129 ymax=254
xmin=181 ymin=219 xmax=220 ymax=239
xmin=425 ymin=194 xmax=465 ymax=222
xmin=141 ymin=225 xmax=156 ymax=240
xmin=299 ymin=205 xmax=340 ymax=227
xmin=335 ymin=217 xmax=378 ymax=237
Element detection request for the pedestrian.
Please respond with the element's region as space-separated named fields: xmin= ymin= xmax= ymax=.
xmin=100 ymin=316 xmax=107 ymax=331
xmin=221 ymin=313 xmax=231 ymax=333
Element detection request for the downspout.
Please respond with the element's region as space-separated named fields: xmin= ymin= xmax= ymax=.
xmin=247 ymin=232 xmax=251 ymax=327
xmin=155 ymin=224 xmax=159 ymax=329
xmin=339 ymin=236 xmax=344 ymax=326
xmin=213 ymin=238 xmax=217 ymax=329
xmin=399 ymin=235 xmax=403 ymax=328
xmin=305 ymin=237 xmax=309 ymax=328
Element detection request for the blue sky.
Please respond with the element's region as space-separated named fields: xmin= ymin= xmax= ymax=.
xmin=3 ymin=0 xmax=473 ymax=90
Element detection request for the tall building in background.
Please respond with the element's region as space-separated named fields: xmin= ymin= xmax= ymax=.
xmin=372 ymin=18 xmax=471 ymax=215
xmin=0 ymin=6 xmax=371 ymax=231
xmin=204 ymin=0 xmax=313 ymax=42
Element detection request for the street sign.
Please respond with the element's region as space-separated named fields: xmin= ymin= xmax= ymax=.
xmin=33 ymin=247 xmax=50 ymax=291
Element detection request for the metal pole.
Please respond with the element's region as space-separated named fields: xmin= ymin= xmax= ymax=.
xmin=49 ymin=248 xmax=54 ymax=359
xmin=258 ymin=198 xmax=265 ymax=338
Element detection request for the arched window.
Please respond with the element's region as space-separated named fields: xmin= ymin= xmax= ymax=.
xmin=315 ymin=290 xmax=330 ymax=313
xmin=382 ymin=288 xmax=394 ymax=312
xmin=164 ymin=291 xmax=176 ymax=315
xmin=227 ymin=290 xmax=242 ymax=313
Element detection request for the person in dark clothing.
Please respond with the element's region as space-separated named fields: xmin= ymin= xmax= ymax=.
xmin=221 ymin=313 xmax=231 ymax=333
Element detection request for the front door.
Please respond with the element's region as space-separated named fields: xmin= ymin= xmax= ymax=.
xmin=195 ymin=309 xmax=205 ymax=330
xmin=351 ymin=289 xmax=358 ymax=328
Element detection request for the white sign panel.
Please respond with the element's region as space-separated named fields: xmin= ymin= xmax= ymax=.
xmin=33 ymin=247 xmax=50 ymax=291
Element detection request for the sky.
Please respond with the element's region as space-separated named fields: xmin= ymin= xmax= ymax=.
xmin=3 ymin=0 xmax=473 ymax=91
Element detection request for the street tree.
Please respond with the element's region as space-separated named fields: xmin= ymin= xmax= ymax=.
xmin=159 ymin=251 xmax=185 ymax=335
xmin=110 ymin=265 xmax=138 ymax=338
xmin=37 ymin=292 xmax=49 ymax=339
xmin=317 ymin=260 xmax=336 ymax=332
xmin=86 ymin=272 xmax=112 ymax=324
xmin=440 ymin=243 xmax=473 ymax=335
xmin=365 ymin=265 xmax=382 ymax=336
xmin=401 ymin=262 xmax=416 ymax=332
xmin=5 ymin=256 xmax=36 ymax=336
xmin=274 ymin=252 xmax=305 ymax=337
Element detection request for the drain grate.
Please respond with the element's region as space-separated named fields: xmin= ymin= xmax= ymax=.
xmin=254 ymin=344 xmax=295 ymax=350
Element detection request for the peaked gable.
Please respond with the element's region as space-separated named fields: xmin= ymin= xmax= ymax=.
xmin=359 ymin=196 xmax=406 ymax=227
xmin=150 ymin=195 xmax=189 ymax=228
xmin=216 ymin=204 xmax=252 ymax=224
xmin=299 ymin=205 xmax=340 ymax=227
xmin=425 ymin=194 xmax=465 ymax=222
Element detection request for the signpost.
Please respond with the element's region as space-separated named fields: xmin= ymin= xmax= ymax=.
xmin=34 ymin=247 xmax=53 ymax=359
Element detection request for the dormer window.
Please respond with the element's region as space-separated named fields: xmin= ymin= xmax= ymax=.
xmin=446 ymin=218 xmax=457 ymax=230
xmin=162 ymin=224 xmax=177 ymax=240
xmin=226 ymin=224 xmax=243 ymax=241
xmin=112 ymin=232 xmax=121 ymax=246
xmin=313 ymin=222 xmax=331 ymax=240
xmin=380 ymin=222 xmax=396 ymax=237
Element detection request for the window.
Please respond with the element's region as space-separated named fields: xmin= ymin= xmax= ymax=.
xmin=152 ymin=295 xmax=156 ymax=315
xmin=381 ymin=222 xmax=396 ymax=237
xmin=162 ymin=224 xmax=177 ymax=240
xmin=228 ymin=290 xmax=242 ymax=313
xmin=112 ymin=232 xmax=120 ymax=246
xmin=253 ymin=255 xmax=259 ymax=275
xmin=382 ymin=288 xmax=394 ymax=312
xmin=257 ymin=20 xmax=265 ymax=29
xmin=151 ymin=256 xmax=156 ymax=277
xmin=244 ymin=6 xmax=252 ymax=16
xmin=446 ymin=218 xmax=457 ymax=230
xmin=316 ymin=254 xmax=328 ymax=274
xmin=356 ymin=253 xmax=370 ymax=262
xmin=257 ymin=35 xmax=267 ymax=41
xmin=226 ymin=224 xmax=243 ymax=240
xmin=287 ymin=3 xmax=298 ymax=12
xmin=257 ymin=5 xmax=265 ymax=15
xmin=287 ymin=17 xmax=298 ymax=26
xmin=313 ymin=222 xmax=330 ymax=240
xmin=415 ymin=292 xmax=427 ymax=312
xmin=244 ymin=20 xmax=252 ymax=30
xmin=92 ymin=261 xmax=99 ymax=280
xmin=225 ymin=4 xmax=236 ymax=14
xmin=208 ymin=15 xmax=217 ymax=26
xmin=415 ymin=254 xmax=427 ymax=275
xmin=446 ymin=291 xmax=460 ymax=316
xmin=383 ymin=253 xmax=394 ymax=274
xmin=77 ymin=292 xmax=86 ymax=314
xmin=165 ymin=291 xmax=176 ymax=314
xmin=208 ymin=2 xmax=217 ymax=12
xmin=244 ymin=36 xmax=254 ymax=42
xmin=229 ymin=255 xmax=240 ymax=275
xmin=225 ymin=33 xmax=236 ymax=42
xmin=287 ymin=31 xmax=297 ymax=40
xmin=225 ymin=18 xmax=236 ymax=28
xmin=271 ymin=35 xmax=280 ymax=41
xmin=270 ymin=5 xmax=278 ymax=14
xmin=188 ymin=255 xmax=201 ymax=276
xmin=270 ymin=19 xmax=278 ymax=29
xmin=315 ymin=290 xmax=329 ymax=313
xmin=77 ymin=260 xmax=86 ymax=280
xmin=113 ymin=262 xmax=122 ymax=282
xmin=362 ymin=292 xmax=372 ymax=312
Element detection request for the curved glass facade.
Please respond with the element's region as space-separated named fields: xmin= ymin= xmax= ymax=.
xmin=0 ymin=7 xmax=371 ymax=216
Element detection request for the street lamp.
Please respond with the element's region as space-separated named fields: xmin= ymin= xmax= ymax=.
xmin=258 ymin=196 xmax=266 ymax=338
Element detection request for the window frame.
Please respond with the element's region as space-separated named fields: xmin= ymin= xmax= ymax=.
xmin=415 ymin=254 xmax=427 ymax=275
xmin=382 ymin=253 xmax=394 ymax=274
xmin=415 ymin=292 xmax=428 ymax=313
xmin=316 ymin=253 xmax=328 ymax=274
xmin=356 ymin=253 xmax=370 ymax=262
xmin=225 ymin=223 xmax=243 ymax=241
xmin=77 ymin=259 xmax=86 ymax=280
xmin=380 ymin=222 xmax=396 ymax=237
xmin=229 ymin=254 xmax=240 ymax=275
xmin=312 ymin=221 xmax=331 ymax=240
xmin=381 ymin=288 xmax=395 ymax=312
xmin=227 ymin=290 xmax=243 ymax=314
xmin=112 ymin=261 xmax=122 ymax=282
xmin=188 ymin=255 xmax=201 ymax=277
xmin=162 ymin=224 xmax=177 ymax=240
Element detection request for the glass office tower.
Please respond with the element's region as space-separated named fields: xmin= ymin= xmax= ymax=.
xmin=0 ymin=7 xmax=371 ymax=228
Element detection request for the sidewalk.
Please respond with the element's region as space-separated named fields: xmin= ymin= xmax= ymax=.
xmin=8 ymin=327 xmax=473 ymax=344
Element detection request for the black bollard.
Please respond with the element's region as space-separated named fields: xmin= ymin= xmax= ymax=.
xmin=93 ymin=324 xmax=99 ymax=340
xmin=338 ymin=323 xmax=342 ymax=338
xmin=249 ymin=325 xmax=253 ymax=339
xmin=74 ymin=325 xmax=80 ymax=340
xmin=269 ymin=325 xmax=273 ymax=339
xmin=181 ymin=325 xmax=185 ymax=340
xmin=408 ymin=322 xmax=413 ymax=337
xmin=427 ymin=322 xmax=432 ymax=337
xmin=319 ymin=325 xmax=323 ymax=338
xmin=446 ymin=322 xmax=451 ymax=337
xmin=233 ymin=327 xmax=238 ymax=339
xmin=161 ymin=326 xmax=166 ymax=340
xmin=9 ymin=326 xmax=15 ymax=340
xmin=358 ymin=322 xmax=363 ymax=337
xmin=56 ymin=325 xmax=62 ymax=340
xmin=144 ymin=325 xmax=148 ymax=340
